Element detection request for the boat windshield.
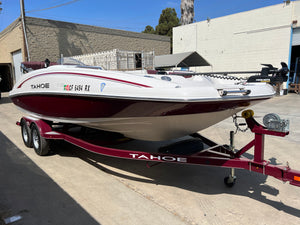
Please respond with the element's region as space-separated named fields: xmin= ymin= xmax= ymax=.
xmin=59 ymin=57 xmax=86 ymax=66
xmin=59 ymin=57 xmax=103 ymax=70
xmin=77 ymin=65 xmax=103 ymax=70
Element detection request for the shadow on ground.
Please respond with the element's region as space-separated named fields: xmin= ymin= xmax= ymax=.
xmin=0 ymin=95 xmax=12 ymax=104
xmin=53 ymin=139 xmax=300 ymax=219
xmin=0 ymin=131 xmax=100 ymax=225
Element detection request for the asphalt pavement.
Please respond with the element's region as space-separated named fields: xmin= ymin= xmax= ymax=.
xmin=0 ymin=92 xmax=300 ymax=225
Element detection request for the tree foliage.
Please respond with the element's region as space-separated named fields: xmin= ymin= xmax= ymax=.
xmin=156 ymin=8 xmax=180 ymax=37
xmin=142 ymin=8 xmax=180 ymax=37
xmin=142 ymin=25 xmax=155 ymax=34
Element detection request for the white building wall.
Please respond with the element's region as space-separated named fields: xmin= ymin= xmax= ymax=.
xmin=173 ymin=2 xmax=300 ymax=74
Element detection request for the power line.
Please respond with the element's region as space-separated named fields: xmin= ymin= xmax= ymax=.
xmin=26 ymin=0 xmax=80 ymax=13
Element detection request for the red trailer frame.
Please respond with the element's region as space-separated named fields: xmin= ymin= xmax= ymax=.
xmin=17 ymin=112 xmax=300 ymax=187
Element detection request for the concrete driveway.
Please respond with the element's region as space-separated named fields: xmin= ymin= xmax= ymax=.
xmin=0 ymin=92 xmax=300 ymax=225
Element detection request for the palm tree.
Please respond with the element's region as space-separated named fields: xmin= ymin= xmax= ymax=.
xmin=180 ymin=0 xmax=194 ymax=25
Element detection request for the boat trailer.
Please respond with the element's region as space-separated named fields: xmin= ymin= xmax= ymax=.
xmin=17 ymin=110 xmax=300 ymax=187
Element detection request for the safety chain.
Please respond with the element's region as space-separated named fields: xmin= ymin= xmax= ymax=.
xmin=232 ymin=114 xmax=249 ymax=134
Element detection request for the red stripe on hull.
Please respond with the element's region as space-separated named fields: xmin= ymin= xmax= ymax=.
xmin=11 ymin=94 xmax=263 ymax=119
xmin=17 ymin=72 xmax=152 ymax=88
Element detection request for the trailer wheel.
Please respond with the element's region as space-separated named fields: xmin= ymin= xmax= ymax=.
xmin=224 ymin=176 xmax=236 ymax=187
xmin=31 ymin=123 xmax=50 ymax=156
xmin=21 ymin=120 xmax=33 ymax=148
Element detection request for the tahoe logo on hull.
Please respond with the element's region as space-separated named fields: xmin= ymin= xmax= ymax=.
xmin=31 ymin=83 xmax=50 ymax=89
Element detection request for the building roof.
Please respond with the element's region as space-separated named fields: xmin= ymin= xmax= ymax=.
xmin=25 ymin=17 xmax=170 ymax=42
xmin=154 ymin=51 xmax=210 ymax=68
xmin=0 ymin=18 xmax=21 ymax=39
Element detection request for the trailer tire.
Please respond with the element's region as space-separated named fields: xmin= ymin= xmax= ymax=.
xmin=224 ymin=176 xmax=236 ymax=188
xmin=31 ymin=123 xmax=50 ymax=156
xmin=21 ymin=120 xmax=33 ymax=148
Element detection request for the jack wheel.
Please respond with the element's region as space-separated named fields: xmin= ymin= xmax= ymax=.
xmin=224 ymin=176 xmax=236 ymax=187
xmin=31 ymin=123 xmax=50 ymax=156
xmin=21 ymin=120 xmax=33 ymax=148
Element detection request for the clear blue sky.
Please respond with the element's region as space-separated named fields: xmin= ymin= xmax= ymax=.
xmin=0 ymin=0 xmax=290 ymax=33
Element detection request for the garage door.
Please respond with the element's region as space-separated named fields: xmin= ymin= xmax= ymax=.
xmin=292 ymin=28 xmax=300 ymax=46
xmin=12 ymin=50 xmax=23 ymax=82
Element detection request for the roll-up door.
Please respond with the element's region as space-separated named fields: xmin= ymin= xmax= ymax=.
xmin=12 ymin=50 xmax=23 ymax=83
xmin=292 ymin=28 xmax=300 ymax=46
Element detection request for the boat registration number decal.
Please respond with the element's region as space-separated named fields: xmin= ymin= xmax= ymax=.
xmin=64 ymin=84 xmax=90 ymax=92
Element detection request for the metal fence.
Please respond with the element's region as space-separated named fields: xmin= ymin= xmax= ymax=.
xmin=69 ymin=49 xmax=154 ymax=70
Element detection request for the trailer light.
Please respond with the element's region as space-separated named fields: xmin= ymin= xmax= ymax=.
xmin=294 ymin=176 xmax=300 ymax=182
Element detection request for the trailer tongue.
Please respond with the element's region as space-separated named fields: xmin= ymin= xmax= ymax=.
xmin=17 ymin=110 xmax=300 ymax=187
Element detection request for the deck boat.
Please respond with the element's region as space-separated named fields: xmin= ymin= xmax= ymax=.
xmin=9 ymin=62 xmax=275 ymax=141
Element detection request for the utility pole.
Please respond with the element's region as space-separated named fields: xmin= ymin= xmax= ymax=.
xmin=20 ymin=0 xmax=30 ymax=61
xmin=20 ymin=0 xmax=25 ymax=18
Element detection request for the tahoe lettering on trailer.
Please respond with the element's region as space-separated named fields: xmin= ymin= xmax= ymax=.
xmin=129 ymin=153 xmax=187 ymax=163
